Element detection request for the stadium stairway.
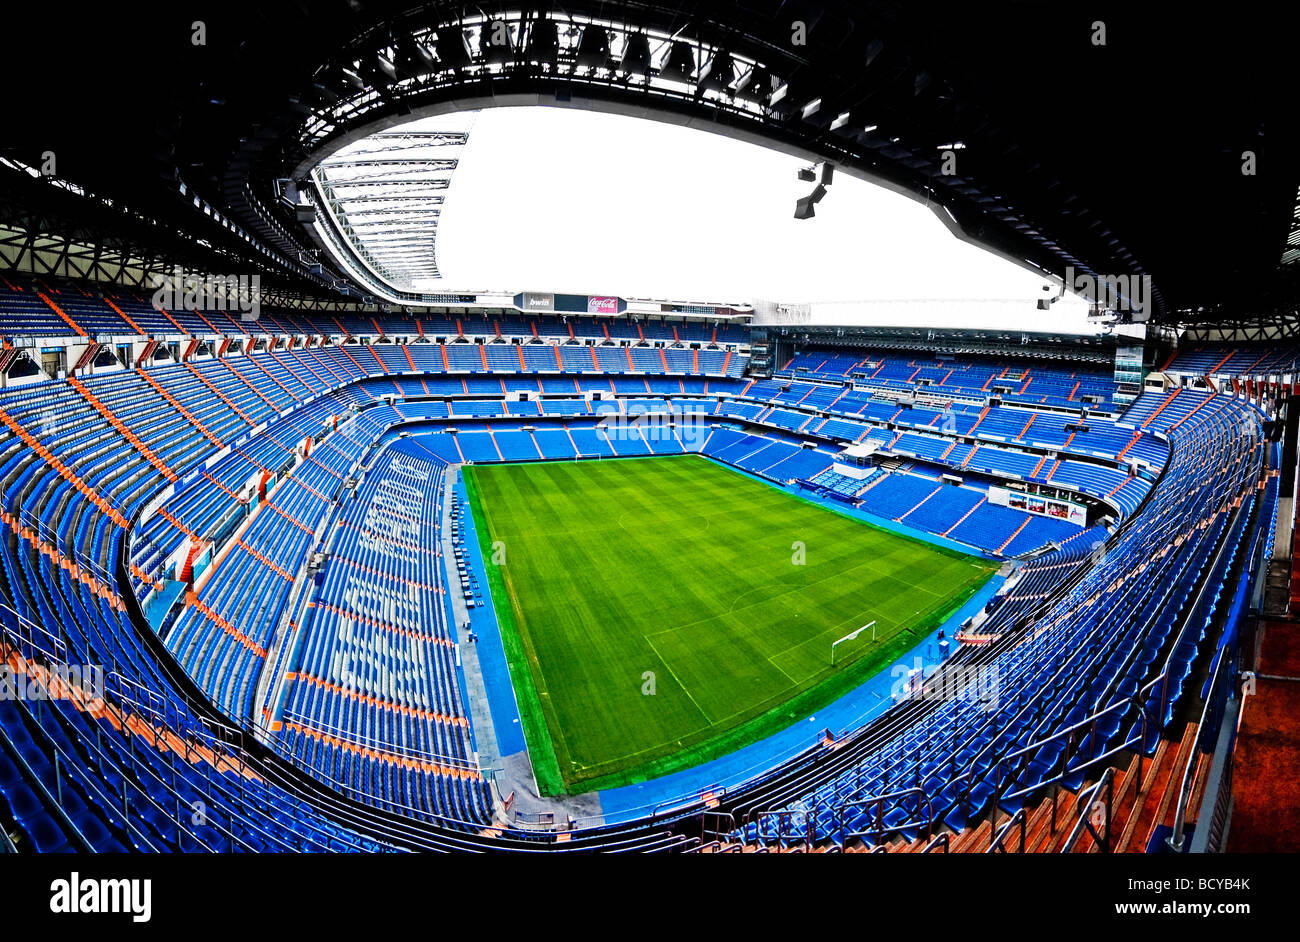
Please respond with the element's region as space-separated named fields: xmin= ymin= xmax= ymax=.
xmin=1224 ymin=617 xmax=1300 ymax=852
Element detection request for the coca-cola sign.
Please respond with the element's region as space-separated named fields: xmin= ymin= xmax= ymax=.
xmin=587 ymin=296 xmax=618 ymax=314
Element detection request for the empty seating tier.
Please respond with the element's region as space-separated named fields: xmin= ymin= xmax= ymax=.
xmin=0 ymin=323 xmax=1268 ymax=854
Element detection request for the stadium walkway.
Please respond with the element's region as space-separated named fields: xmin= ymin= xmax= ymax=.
xmin=1227 ymin=617 xmax=1300 ymax=852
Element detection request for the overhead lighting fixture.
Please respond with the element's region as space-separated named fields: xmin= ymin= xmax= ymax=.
xmin=697 ymin=50 xmax=735 ymax=94
xmin=480 ymin=19 xmax=514 ymax=65
xmin=340 ymin=66 xmax=366 ymax=90
xmin=659 ymin=41 xmax=696 ymax=83
xmin=576 ymin=25 xmax=610 ymax=69
xmin=367 ymin=54 xmax=398 ymax=87
xmin=620 ymin=32 xmax=651 ymax=76
xmin=526 ymin=19 xmax=559 ymax=64
xmin=435 ymin=27 xmax=471 ymax=71
xmin=769 ymin=77 xmax=809 ymax=118
xmin=735 ymin=65 xmax=773 ymax=103
xmin=398 ymin=37 xmax=435 ymax=75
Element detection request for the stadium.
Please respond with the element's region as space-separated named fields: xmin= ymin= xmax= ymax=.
xmin=0 ymin=1 xmax=1296 ymax=870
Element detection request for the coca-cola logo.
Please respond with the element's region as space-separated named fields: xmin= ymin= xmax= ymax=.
xmin=587 ymin=296 xmax=618 ymax=314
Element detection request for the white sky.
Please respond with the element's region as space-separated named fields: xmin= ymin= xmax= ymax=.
xmin=396 ymin=106 xmax=1097 ymax=334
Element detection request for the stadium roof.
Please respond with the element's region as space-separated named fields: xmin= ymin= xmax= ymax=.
xmin=6 ymin=2 xmax=1298 ymax=332
xmin=311 ymin=117 xmax=472 ymax=292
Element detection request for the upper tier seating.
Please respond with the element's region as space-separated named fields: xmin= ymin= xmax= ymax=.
xmin=0 ymin=275 xmax=750 ymax=347
xmin=1166 ymin=342 xmax=1300 ymax=378
xmin=781 ymin=348 xmax=1118 ymax=410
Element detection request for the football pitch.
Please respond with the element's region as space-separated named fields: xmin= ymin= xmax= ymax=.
xmin=463 ymin=454 xmax=997 ymax=796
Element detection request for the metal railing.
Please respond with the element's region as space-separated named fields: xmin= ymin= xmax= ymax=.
xmin=986 ymin=807 xmax=1027 ymax=853
xmin=1058 ymin=766 xmax=1116 ymax=854
xmin=0 ymin=596 xmax=483 ymax=850
xmin=950 ymin=481 xmax=1253 ymax=836
xmin=922 ymin=832 xmax=950 ymax=853
xmin=1166 ymin=489 xmax=1269 ymax=851
xmin=831 ymin=787 xmax=934 ymax=850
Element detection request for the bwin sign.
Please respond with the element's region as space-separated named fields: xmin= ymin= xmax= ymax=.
xmin=1065 ymin=265 xmax=1151 ymax=318
xmin=49 ymin=872 xmax=152 ymax=923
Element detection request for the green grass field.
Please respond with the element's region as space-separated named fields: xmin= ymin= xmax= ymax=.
xmin=464 ymin=455 xmax=996 ymax=796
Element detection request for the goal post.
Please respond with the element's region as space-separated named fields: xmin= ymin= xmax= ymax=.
xmin=831 ymin=620 xmax=877 ymax=665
